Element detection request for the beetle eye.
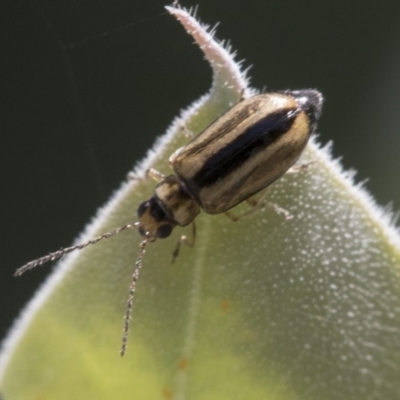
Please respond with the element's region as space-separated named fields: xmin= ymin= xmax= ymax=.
xmin=156 ymin=224 xmax=173 ymax=239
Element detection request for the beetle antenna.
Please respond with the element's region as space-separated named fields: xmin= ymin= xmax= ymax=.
xmin=14 ymin=223 xmax=139 ymax=277
xmin=120 ymin=236 xmax=148 ymax=356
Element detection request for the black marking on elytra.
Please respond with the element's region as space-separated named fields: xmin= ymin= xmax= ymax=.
xmin=181 ymin=98 xmax=263 ymax=159
xmin=189 ymin=108 xmax=299 ymax=188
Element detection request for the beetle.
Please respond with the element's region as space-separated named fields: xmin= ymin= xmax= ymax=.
xmin=15 ymin=88 xmax=323 ymax=355
xmin=138 ymin=89 xmax=322 ymax=240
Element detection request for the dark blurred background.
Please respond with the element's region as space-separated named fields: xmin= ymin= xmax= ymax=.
xmin=1 ymin=0 xmax=400 ymax=344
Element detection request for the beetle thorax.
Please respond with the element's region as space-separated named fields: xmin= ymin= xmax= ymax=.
xmin=154 ymin=175 xmax=200 ymax=227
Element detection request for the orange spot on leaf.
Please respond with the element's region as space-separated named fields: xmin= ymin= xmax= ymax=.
xmin=221 ymin=299 xmax=230 ymax=312
xmin=178 ymin=357 xmax=188 ymax=371
xmin=162 ymin=386 xmax=173 ymax=399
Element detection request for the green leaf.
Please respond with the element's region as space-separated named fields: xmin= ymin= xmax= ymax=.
xmin=1 ymin=5 xmax=400 ymax=400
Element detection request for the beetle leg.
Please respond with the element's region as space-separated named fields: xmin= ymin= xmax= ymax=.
xmin=146 ymin=168 xmax=166 ymax=182
xmin=249 ymin=188 xmax=293 ymax=220
xmin=287 ymin=160 xmax=315 ymax=174
xmin=171 ymin=222 xmax=196 ymax=263
xmin=225 ymin=201 xmax=292 ymax=221
xmin=180 ymin=124 xmax=194 ymax=139
xmin=127 ymin=170 xmax=152 ymax=183
xmin=225 ymin=188 xmax=293 ymax=221
xmin=264 ymin=203 xmax=293 ymax=220
xmin=127 ymin=168 xmax=167 ymax=183
xmin=174 ymin=120 xmax=195 ymax=139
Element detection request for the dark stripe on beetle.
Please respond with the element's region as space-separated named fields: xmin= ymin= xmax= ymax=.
xmin=188 ymin=108 xmax=299 ymax=188
xmin=180 ymin=98 xmax=264 ymax=159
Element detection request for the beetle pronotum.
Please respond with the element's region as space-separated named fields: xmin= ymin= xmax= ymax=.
xmin=15 ymin=89 xmax=323 ymax=355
